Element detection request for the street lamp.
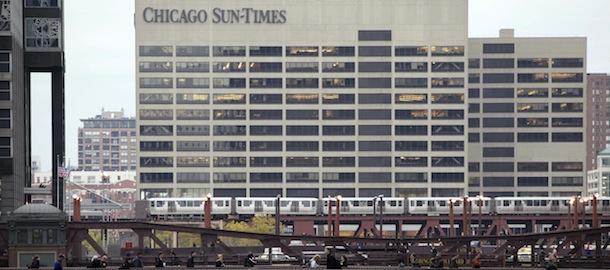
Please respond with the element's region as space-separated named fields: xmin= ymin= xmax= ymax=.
xmin=449 ymin=199 xmax=455 ymax=237
xmin=72 ymin=194 xmax=81 ymax=222
xmin=573 ymin=196 xmax=579 ymax=229
xmin=335 ymin=195 xmax=342 ymax=237
xmin=275 ymin=195 xmax=281 ymax=235
xmin=462 ymin=196 xmax=469 ymax=236
xmin=378 ymin=195 xmax=384 ymax=238
xmin=327 ymin=195 xmax=332 ymax=237
xmin=204 ymin=193 xmax=212 ymax=229
xmin=567 ymin=198 xmax=574 ymax=229
xmin=592 ymin=194 xmax=599 ymax=228
xmin=580 ymin=197 xmax=588 ymax=228
xmin=477 ymin=195 xmax=483 ymax=236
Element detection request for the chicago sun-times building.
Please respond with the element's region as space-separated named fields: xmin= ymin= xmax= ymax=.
xmin=135 ymin=0 xmax=585 ymax=200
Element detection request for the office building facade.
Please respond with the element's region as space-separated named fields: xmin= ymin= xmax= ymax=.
xmin=0 ymin=1 xmax=65 ymax=214
xmin=135 ymin=0 xmax=469 ymax=199
xmin=468 ymin=30 xmax=586 ymax=197
xmin=78 ymin=109 xmax=137 ymax=171
xmin=586 ymin=73 xmax=610 ymax=170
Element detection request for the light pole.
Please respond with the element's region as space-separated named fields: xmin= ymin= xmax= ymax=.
xmin=72 ymin=194 xmax=81 ymax=222
xmin=462 ymin=196 xmax=469 ymax=236
xmin=567 ymin=199 xmax=574 ymax=229
xmin=581 ymin=197 xmax=588 ymax=228
xmin=592 ymin=194 xmax=599 ymax=228
xmin=275 ymin=194 xmax=281 ymax=235
xmin=449 ymin=199 xmax=455 ymax=237
xmin=204 ymin=193 xmax=212 ymax=229
xmin=477 ymin=195 xmax=482 ymax=236
xmin=327 ymin=195 xmax=332 ymax=237
xmin=573 ymin=196 xmax=579 ymax=229
xmin=372 ymin=196 xmax=377 ymax=237
xmin=378 ymin=195 xmax=384 ymax=238
xmin=335 ymin=195 xmax=342 ymax=237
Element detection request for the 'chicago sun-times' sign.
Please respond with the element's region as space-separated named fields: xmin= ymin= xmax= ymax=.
xmin=143 ymin=7 xmax=287 ymax=24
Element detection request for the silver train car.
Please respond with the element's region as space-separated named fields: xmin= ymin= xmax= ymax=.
xmin=146 ymin=196 xmax=610 ymax=218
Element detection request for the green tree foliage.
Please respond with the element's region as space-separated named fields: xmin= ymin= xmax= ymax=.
xmin=221 ymin=215 xmax=283 ymax=246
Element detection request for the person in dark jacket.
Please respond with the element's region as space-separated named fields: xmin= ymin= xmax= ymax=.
xmin=325 ymin=249 xmax=341 ymax=269
xmin=54 ymin=254 xmax=65 ymax=270
xmin=132 ymin=253 xmax=144 ymax=268
xmin=244 ymin=253 xmax=256 ymax=267
xmin=155 ymin=252 xmax=165 ymax=268
xmin=186 ymin=251 xmax=196 ymax=268
xmin=28 ymin=255 xmax=40 ymax=269
xmin=90 ymin=255 xmax=103 ymax=268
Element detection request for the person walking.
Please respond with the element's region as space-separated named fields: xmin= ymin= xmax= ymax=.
xmin=309 ymin=255 xmax=320 ymax=268
xmin=244 ymin=253 xmax=257 ymax=267
xmin=132 ymin=253 xmax=144 ymax=268
xmin=339 ymin=255 xmax=348 ymax=268
xmin=325 ymin=249 xmax=341 ymax=269
xmin=471 ymin=253 xmax=482 ymax=269
xmin=155 ymin=252 xmax=165 ymax=268
xmin=186 ymin=251 xmax=196 ymax=268
xmin=54 ymin=254 xmax=65 ymax=270
xmin=215 ymin=254 xmax=225 ymax=267
xmin=28 ymin=255 xmax=40 ymax=269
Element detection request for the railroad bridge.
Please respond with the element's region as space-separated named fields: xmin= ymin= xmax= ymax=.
xmin=0 ymin=212 xmax=606 ymax=268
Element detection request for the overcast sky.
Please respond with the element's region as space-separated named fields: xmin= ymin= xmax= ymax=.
xmin=31 ymin=0 xmax=610 ymax=171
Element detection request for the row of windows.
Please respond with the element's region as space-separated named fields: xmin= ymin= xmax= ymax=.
xmin=141 ymin=93 xmax=464 ymax=105
xmin=140 ymin=125 xmax=465 ymax=136
xmin=468 ymin=73 xmax=583 ymax=84
xmin=140 ymin=156 xmax=467 ymax=168
xmin=139 ymin=77 xmax=466 ymax=89
xmin=469 ymin=103 xmax=583 ymax=113
xmin=471 ymin=162 xmax=582 ymax=173
xmin=139 ymin=61 xmax=466 ymax=73
xmin=140 ymin=140 xmax=465 ymax=152
xmin=468 ymin=132 xmax=582 ymax=142
xmin=469 ymin=88 xmax=583 ymax=98
xmin=471 ymin=176 xmax=582 ymax=187
xmin=469 ymin=58 xmax=583 ymax=69
xmin=141 ymin=172 xmax=464 ymax=184
xmin=139 ymin=109 xmax=468 ymax=121
xmin=139 ymin=45 xmax=465 ymax=57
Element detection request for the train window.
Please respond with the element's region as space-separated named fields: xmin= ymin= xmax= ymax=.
xmin=416 ymin=201 xmax=423 ymax=207
xmin=368 ymin=201 xmax=373 ymax=206
xmin=281 ymin=201 xmax=289 ymax=207
xmin=390 ymin=201 xmax=397 ymax=207
xmin=156 ymin=201 xmax=164 ymax=207
xmin=353 ymin=201 xmax=360 ymax=207
xmin=178 ymin=201 xmax=186 ymax=207
xmin=195 ymin=201 xmax=202 ymax=207
xmin=533 ymin=200 xmax=540 ymax=206
xmin=303 ymin=201 xmax=310 ymax=207
xmin=541 ymin=200 xmax=547 ymax=206
xmin=503 ymin=201 xmax=510 ymax=207
xmin=438 ymin=201 xmax=446 ymax=207
xmin=525 ymin=201 xmax=532 ymax=206
xmin=427 ymin=201 xmax=434 ymax=207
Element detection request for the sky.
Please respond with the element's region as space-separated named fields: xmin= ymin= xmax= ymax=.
xmin=31 ymin=0 xmax=610 ymax=171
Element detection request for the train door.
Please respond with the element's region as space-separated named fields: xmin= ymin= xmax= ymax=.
xmin=168 ymin=200 xmax=177 ymax=213
xmin=255 ymin=200 xmax=264 ymax=213
xmin=290 ymin=200 xmax=298 ymax=213
xmin=550 ymin=200 xmax=560 ymax=212
xmin=427 ymin=200 xmax=436 ymax=212
xmin=514 ymin=200 xmax=523 ymax=212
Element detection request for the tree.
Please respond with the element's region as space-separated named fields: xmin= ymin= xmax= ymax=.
xmin=221 ymin=215 xmax=283 ymax=246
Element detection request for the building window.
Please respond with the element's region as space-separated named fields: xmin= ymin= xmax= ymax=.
xmin=431 ymin=46 xmax=464 ymax=56
xmin=286 ymin=46 xmax=318 ymax=56
xmin=176 ymin=46 xmax=208 ymax=56
xmin=395 ymin=46 xmax=428 ymax=56
xmin=358 ymin=30 xmax=391 ymax=41
xmin=213 ymin=62 xmax=246 ymax=72
xmin=139 ymin=46 xmax=172 ymax=56
xmin=212 ymin=46 xmax=246 ymax=56
xmin=322 ymin=46 xmax=355 ymax=56
xmin=483 ymin=43 xmax=514 ymax=54
xmin=249 ymin=46 xmax=282 ymax=56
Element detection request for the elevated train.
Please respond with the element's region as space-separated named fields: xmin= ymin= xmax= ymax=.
xmin=147 ymin=196 xmax=610 ymax=219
